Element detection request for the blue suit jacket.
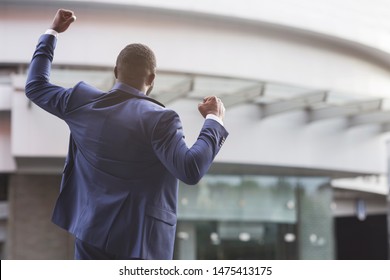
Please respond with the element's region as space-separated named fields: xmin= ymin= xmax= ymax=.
xmin=25 ymin=34 xmax=228 ymax=259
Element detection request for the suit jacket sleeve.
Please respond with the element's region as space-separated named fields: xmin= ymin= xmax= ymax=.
xmin=25 ymin=34 xmax=71 ymax=118
xmin=152 ymin=110 xmax=229 ymax=185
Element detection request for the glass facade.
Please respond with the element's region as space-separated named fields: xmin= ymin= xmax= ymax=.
xmin=174 ymin=175 xmax=334 ymax=260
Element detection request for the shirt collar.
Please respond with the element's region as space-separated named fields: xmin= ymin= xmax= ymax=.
xmin=111 ymin=82 xmax=145 ymax=97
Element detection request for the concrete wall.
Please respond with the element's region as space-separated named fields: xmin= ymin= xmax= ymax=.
xmin=61 ymin=0 xmax=390 ymax=56
xmin=6 ymin=174 xmax=74 ymax=259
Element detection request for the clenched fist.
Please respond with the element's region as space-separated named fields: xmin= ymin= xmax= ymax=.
xmin=198 ymin=96 xmax=226 ymax=120
xmin=50 ymin=9 xmax=76 ymax=33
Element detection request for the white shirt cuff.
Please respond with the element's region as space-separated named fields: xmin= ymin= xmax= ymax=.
xmin=44 ymin=29 xmax=59 ymax=38
xmin=206 ymin=114 xmax=224 ymax=126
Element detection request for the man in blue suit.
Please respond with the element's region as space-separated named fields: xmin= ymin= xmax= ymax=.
xmin=25 ymin=9 xmax=228 ymax=259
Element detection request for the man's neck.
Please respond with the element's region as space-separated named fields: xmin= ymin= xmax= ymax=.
xmin=117 ymin=79 xmax=146 ymax=95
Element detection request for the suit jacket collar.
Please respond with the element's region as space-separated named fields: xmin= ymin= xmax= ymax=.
xmin=111 ymin=82 xmax=165 ymax=108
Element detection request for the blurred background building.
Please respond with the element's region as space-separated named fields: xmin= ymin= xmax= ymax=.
xmin=0 ymin=0 xmax=389 ymax=259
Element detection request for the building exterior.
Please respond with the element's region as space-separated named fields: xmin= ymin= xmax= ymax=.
xmin=0 ymin=0 xmax=389 ymax=259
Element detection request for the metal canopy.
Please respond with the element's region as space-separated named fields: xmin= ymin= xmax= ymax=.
xmin=349 ymin=111 xmax=390 ymax=127
xmin=260 ymin=91 xmax=327 ymax=118
xmin=220 ymin=84 xmax=264 ymax=108
xmin=8 ymin=67 xmax=390 ymax=129
xmin=152 ymin=77 xmax=194 ymax=104
xmin=308 ymin=99 xmax=383 ymax=122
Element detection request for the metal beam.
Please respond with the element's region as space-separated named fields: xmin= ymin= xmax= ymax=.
xmin=261 ymin=91 xmax=327 ymax=118
xmin=221 ymin=84 xmax=264 ymax=108
xmin=11 ymin=74 xmax=26 ymax=92
xmin=308 ymin=99 xmax=383 ymax=122
xmin=11 ymin=74 xmax=34 ymax=108
xmin=349 ymin=110 xmax=390 ymax=127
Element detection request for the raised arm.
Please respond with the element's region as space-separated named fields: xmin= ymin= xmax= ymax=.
xmin=152 ymin=97 xmax=228 ymax=185
xmin=25 ymin=9 xmax=76 ymax=118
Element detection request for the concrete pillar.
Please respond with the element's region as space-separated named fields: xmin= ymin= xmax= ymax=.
xmin=175 ymin=221 xmax=196 ymax=260
xmin=297 ymin=177 xmax=335 ymax=259
xmin=6 ymin=174 xmax=74 ymax=259
xmin=387 ymin=141 xmax=390 ymax=259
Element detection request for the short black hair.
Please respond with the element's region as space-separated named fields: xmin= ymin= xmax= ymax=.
xmin=116 ymin=43 xmax=156 ymax=82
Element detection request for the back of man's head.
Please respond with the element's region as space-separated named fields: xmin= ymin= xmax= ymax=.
xmin=115 ymin=43 xmax=156 ymax=86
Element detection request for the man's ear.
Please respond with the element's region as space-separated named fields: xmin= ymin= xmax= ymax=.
xmin=114 ymin=66 xmax=118 ymax=79
xmin=146 ymin=72 xmax=155 ymax=86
